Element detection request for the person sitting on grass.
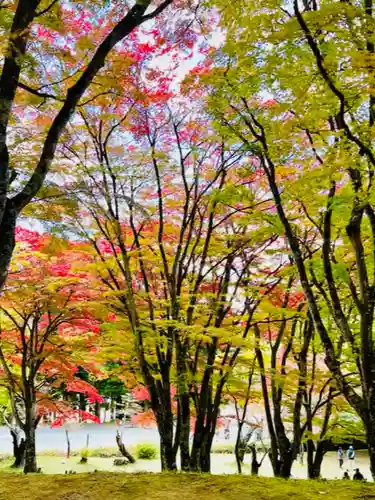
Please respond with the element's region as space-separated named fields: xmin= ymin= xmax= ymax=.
xmin=353 ymin=468 xmax=364 ymax=481
xmin=342 ymin=471 xmax=350 ymax=480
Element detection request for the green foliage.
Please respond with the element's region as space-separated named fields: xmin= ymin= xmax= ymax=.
xmin=80 ymin=448 xmax=90 ymax=460
xmin=211 ymin=444 xmax=235 ymax=454
xmin=135 ymin=443 xmax=158 ymax=460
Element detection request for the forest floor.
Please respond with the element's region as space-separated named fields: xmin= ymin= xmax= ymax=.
xmin=0 ymin=472 xmax=374 ymax=500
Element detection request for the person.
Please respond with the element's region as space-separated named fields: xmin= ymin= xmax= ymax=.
xmin=347 ymin=445 xmax=355 ymax=471
xmin=337 ymin=447 xmax=344 ymax=469
xmin=342 ymin=471 xmax=350 ymax=480
xmin=299 ymin=444 xmax=304 ymax=465
xmin=353 ymin=468 xmax=364 ymax=481
xmin=224 ymin=424 xmax=230 ymax=440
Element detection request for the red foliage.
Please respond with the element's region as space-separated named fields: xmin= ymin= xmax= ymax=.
xmin=66 ymin=379 xmax=103 ymax=404
xmin=132 ymin=386 xmax=151 ymax=402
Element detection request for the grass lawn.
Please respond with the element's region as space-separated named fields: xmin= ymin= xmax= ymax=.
xmin=0 ymin=472 xmax=374 ymax=500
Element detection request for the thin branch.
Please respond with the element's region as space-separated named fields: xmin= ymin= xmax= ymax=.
xmin=35 ymin=0 xmax=60 ymax=17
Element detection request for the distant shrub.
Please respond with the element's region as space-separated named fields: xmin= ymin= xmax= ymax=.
xmin=136 ymin=443 xmax=157 ymax=460
xmin=212 ymin=444 xmax=235 ymax=454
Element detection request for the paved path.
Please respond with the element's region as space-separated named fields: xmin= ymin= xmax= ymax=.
xmin=0 ymin=424 xmax=162 ymax=454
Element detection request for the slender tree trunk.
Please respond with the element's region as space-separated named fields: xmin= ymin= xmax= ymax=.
xmin=65 ymin=429 xmax=71 ymax=459
xmin=176 ymin=338 xmax=190 ymax=471
xmin=234 ymin=423 xmax=245 ymax=474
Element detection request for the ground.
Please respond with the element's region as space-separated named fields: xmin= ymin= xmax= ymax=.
xmin=0 ymin=424 xmax=370 ymax=479
xmin=0 ymin=472 xmax=374 ymax=500
xmin=0 ymin=451 xmax=371 ymax=480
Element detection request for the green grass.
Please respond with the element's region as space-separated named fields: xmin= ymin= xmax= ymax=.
xmin=0 ymin=472 xmax=373 ymax=500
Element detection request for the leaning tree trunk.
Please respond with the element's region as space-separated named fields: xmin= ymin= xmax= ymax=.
xmin=116 ymin=431 xmax=136 ymax=463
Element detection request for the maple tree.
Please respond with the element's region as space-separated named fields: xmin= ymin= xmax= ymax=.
xmin=0 ymin=229 xmax=103 ymax=473
xmin=61 ymin=97 xmax=284 ymax=472
xmin=251 ymin=279 xmax=339 ymax=478
xmin=198 ymin=0 xmax=375 ymax=479
xmin=2 ymin=0 xmax=372 ymax=480
xmin=0 ymin=0 xmax=200 ymax=290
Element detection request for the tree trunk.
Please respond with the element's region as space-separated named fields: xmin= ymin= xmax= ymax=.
xmin=94 ymin=400 xmax=101 ymax=420
xmin=365 ymin=421 xmax=375 ymax=479
xmin=178 ymin=392 xmax=190 ymax=471
xmin=250 ymin=446 xmax=260 ymax=476
xmin=175 ymin=336 xmax=191 ymax=470
xmin=190 ymin=422 xmax=216 ymax=473
xmin=200 ymin=431 xmax=214 ymax=473
xmin=155 ymin=402 xmax=177 ymax=471
xmin=160 ymin=431 xmax=177 ymax=471
xmin=279 ymin=448 xmax=294 ymax=478
xmin=307 ymin=441 xmax=326 ymax=479
xmin=116 ymin=431 xmax=136 ymax=463
xmin=235 ymin=426 xmax=245 ymax=474
xmin=65 ymin=429 xmax=71 ymax=459
xmin=0 ymin=201 xmax=17 ymax=289
xmin=24 ymin=423 xmax=37 ymax=473
xmin=10 ymin=429 xmax=25 ymax=468
xmin=79 ymin=393 xmax=86 ymax=412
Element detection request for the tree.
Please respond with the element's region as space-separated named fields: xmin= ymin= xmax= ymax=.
xmin=200 ymin=0 xmax=375 ymax=478
xmin=0 ymin=229 xmax=102 ymax=472
xmin=64 ymin=101 xmax=281 ymax=471
xmin=226 ymin=357 xmax=265 ymax=474
xmin=0 ymin=0 xmax=194 ymax=290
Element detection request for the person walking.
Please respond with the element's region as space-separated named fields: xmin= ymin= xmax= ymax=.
xmin=347 ymin=445 xmax=356 ymax=472
xmin=224 ymin=421 xmax=230 ymax=440
xmin=337 ymin=447 xmax=344 ymax=469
